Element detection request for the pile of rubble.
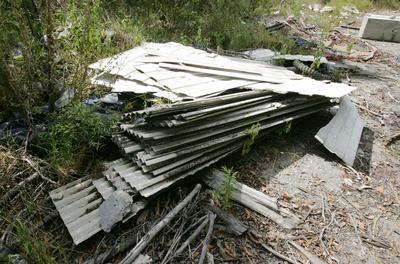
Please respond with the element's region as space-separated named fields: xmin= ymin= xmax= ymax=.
xmin=49 ymin=43 xmax=363 ymax=257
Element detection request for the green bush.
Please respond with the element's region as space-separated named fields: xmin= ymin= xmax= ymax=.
xmin=39 ymin=102 xmax=118 ymax=167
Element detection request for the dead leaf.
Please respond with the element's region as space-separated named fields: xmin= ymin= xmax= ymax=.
xmin=375 ymin=186 xmax=384 ymax=193
xmin=358 ymin=220 xmax=366 ymax=233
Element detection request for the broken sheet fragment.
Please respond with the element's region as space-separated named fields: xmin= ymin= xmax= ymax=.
xmin=315 ymin=96 xmax=364 ymax=166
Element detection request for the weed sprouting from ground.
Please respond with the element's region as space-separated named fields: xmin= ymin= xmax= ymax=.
xmin=212 ymin=166 xmax=238 ymax=209
xmin=242 ymin=123 xmax=261 ymax=156
xmin=279 ymin=121 xmax=292 ymax=136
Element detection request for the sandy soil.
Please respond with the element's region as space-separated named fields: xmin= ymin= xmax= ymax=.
xmin=215 ymin=12 xmax=400 ymax=264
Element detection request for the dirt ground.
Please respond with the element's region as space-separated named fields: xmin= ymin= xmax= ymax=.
xmin=213 ymin=12 xmax=400 ymax=264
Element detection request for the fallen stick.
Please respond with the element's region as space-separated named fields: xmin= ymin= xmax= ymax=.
xmin=22 ymin=156 xmax=56 ymax=184
xmin=206 ymin=252 xmax=214 ymax=264
xmin=288 ymin=241 xmax=327 ymax=264
xmin=175 ymin=215 xmax=209 ymax=255
xmin=261 ymin=243 xmax=296 ymax=264
xmin=349 ymin=213 xmax=366 ymax=255
xmin=120 ymin=184 xmax=202 ymax=264
xmin=198 ymin=213 xmax=216 ymax=264
xmin=0 ymin=172 xmax=39 ymax=206
xmin=385 ymin=132 xmax=400 ymax=146
xmin=30 ymin=210 xmax=59 ymax=232
xmin=209 ymin=206 xmax=247 ymax=236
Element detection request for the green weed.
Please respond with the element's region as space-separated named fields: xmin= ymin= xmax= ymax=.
xmin=279 ymin=121 xmax=292 ymax=135
xmin=212 ymin=166 xmax=237 ymax=209
xmin=242 ymin=123 xmax=261 ymax=156
xmin=14 ymin=220 xmax=56 ymax=264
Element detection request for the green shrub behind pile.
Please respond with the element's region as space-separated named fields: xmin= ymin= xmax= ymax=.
xmin=38 ymin=103 xmax=118 ymax=168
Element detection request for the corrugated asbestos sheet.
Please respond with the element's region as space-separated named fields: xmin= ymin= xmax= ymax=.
xmin=49 ymin=160 xmax=146 ymax=245
xmin=315 ymin=96 xmax=364 ymax=165
xmin=50 ymin=43 xmax=361 ymax=245
xmin=89 ymin=42 xmax=356 ymax=101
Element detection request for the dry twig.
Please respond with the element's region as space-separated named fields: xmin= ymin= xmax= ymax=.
xmin=175 ymin=214 xmax=209 ymax=256
xmin=198 ymin=213 xmax=216 ymax=264
xmin=120 ymin=184 xmax=202 ymax=264
xmin=261 ymin=243 xmax=296 ymax=264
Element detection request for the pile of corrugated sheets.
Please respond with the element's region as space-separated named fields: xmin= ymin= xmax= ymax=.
xmin=50 ymin=42 xmax=361 ymax=245
xmin=89 ymin=42 xmax=355 ymax=101
xmin=114 ymin=91 xmax=335 ymax=199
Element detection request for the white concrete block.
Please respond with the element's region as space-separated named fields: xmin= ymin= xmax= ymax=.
xmin=359 ymin=14 xmax=400 ymax=43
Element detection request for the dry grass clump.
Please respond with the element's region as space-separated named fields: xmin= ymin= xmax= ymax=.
xmin=0 ymin=146 xmax=36 ymax=193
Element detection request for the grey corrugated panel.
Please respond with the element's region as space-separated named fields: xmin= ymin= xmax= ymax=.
xmin=140 ymin=54 xmax=300 ymax=76
xmin=93 ymin=178 xmax=115 ymax=199
xmin=315 ymin=96 xmax=364 ymax=165
xmin=49 ymin=177 xmax=91 ymax=198
xmin=144 ymin=100 xmax=330 ymax=153
xmin=159 ymin=63 xmax=291 ymax=84
xmin=114 ymin=166 xmax=140 ymax=178
xmin=135 ymin=142 xmax=241 ymax=192
xmin=58 ymin=192 xmax=99 ymax=218
xmin=103 ymin=158 xmax=129 ymax=169
xmin=62 ymin=198 xmax=103 ymax=224
xmin=125 ymin=90 xmax=272 ymax=118
xmin=138 ymin=101 xmax=334 ymax=167
xmin=139 ymin=146 xmax=239 ymax=197
xmin=54 ymin=185 xmax=96 ymax=209
xmin=123 ymin=144 xmax=143 ymax=155
xmin=154 ymin=73 xmax=218 ymax=90
xmin=104 ymin=172 xmax=133 ymax=192
xmin=112 ymin=79 xmax=163 ymax=94
xmin=49 ymin=179 xmax=104 ymax=245
xmin=147 ymin=103 xmax=329 ymax=170
xmin=130 ymin=96 xmax=310 ymax=140
xmin=68 ymin=208 xmax=101 ymax=245
xmin=153 ymin=96 xmax=319 ymax=135
xmin=245 ymin=79 xmax=356 ymax=98
xmin=111 ymin=163 xmax=135 ymax=172
xmin=146 ymin=141 xmax=230 ymax=175
xmin=168 ymin=79 xmax=257 ymax=98
xmin=112 ymin=135 xmax=144 ymax=155
xmin=102 ymin=165 xmax=137 ymax=193
xmin=140 ymin=140 xmax=237 ymax=167
xmin=121 ymin=170 xmax=153 ymax=190
xmin=161 ymin=96 xmax=283 ymax=127
xmin=173 ymin=94 xmax=278 ymax=121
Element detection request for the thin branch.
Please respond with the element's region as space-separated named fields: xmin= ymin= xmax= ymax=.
xmin=198 ymin=213 xmax=216 ymax=264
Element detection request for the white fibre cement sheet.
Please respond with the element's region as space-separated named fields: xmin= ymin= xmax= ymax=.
xmin=315 ymin=96 xmax=364 ymax=166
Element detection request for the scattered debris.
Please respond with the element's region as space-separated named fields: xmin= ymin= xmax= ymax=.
xmin=359 ymin=14 xmax=400 ymax=43
xmin=175 ymin=215 xmax=209 ymax=256
xmin=293 ymin=59 xmax=334 ymax=81
xmin=202 ymin=168 xmax=300 ymax=229
xmin=120 ymin=184 xmax=201 ymax=264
